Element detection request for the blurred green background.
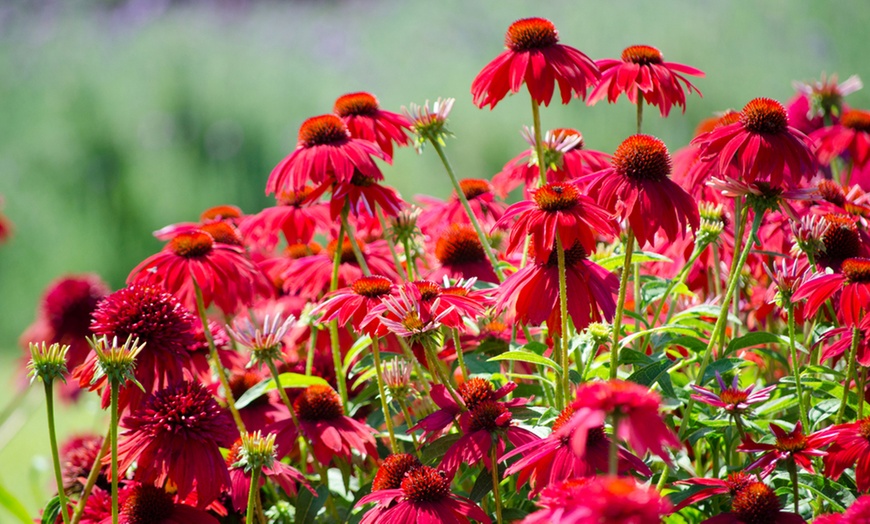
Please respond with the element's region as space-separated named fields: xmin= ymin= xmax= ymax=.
xmin=0 ymin=0 xmax=869 ymax=516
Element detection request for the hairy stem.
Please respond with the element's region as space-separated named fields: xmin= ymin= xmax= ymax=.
xmin=45 ymin=381 xmax=71 ymax=524
xmin=372 ymin=337 xmax=399 ymax=453
xmin=610 ymin=230 xmax=636 ymax=379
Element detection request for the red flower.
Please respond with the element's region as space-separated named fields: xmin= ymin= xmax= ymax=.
xmin=813 ymin=109 xmax=870 ymax=170
xmin=493 ymin=241 xmax=618 ymax=335
xmin=569 ymin=379 xmax=681 ymax=463
xmin=522 ymin=477 xmax=670 ymax=524
xmin=824 ymin=417 xmax=870 ymax=491
xmin=356 ymin=465 xmax=490 ymax=524
xmin=700 ymin=481 xmax=806 ymax=523
xmin=692 ymin=97 xmax=817 ymax=188
xmin=737 ymin=421 xmax=840 ymax=476
xmin=75 ymin=285 xmax=198 ymax=414
xmin=793 ymin=257 xmax=870 ymax=326
xmin=116 ymin=381 xmax=236 ymax=507
xmin=585 ymin=134 xmax=699 ymax=247
xmin=315 ymin=275 xmax=395 ymax=335
xmin=270 ymin=385 xmax=377 ymax=466
xmin=494 ymin=182 xmax=616 ymax=264
xmin=429 ymin=224 xmax=499 ymax=283
xmin=672 ymin=472 xmax=755 ymax=512
xmin=372 ymin=454 xmax=422 ymax=491
xmin=587 ymin=44 xmax=704 ymax=117
xmin=153 ymin=204 xmax=245 ymax=242
xmin=334 ymin=92 xmax=412 ymax=158
xmin=238 ymin=187 xmax=329 ymax=252
xmin=106 ymin=483 xmax=219 ymax=524
xmin=819 ymin=314 xmax=870 ymax=365
xmin=417 ymin=178 xmax=505 ymax=235
xmin=266 ymin=114 xmax=388 ymax=194
xmin=471 ymin=17 xmax=599 ymax=109
xmin=491 ymin=127 xmax=611 ymax=197
xmin=786 ymin=73 xmax=862 ymax=135
xmin=308 ymin=170 xmax=405 ymax=220
xmin=60 ymin=434 xmax=108 ymax=495
xmin=502 ymin=406 xmax=650 ymax=497
xmin=128 ymin=230 xmax=274 ymax=315
xmin=690 ymin=372 xmax=776 ymax=415
xmin=225 ymin=437 xmax=313 ymax=513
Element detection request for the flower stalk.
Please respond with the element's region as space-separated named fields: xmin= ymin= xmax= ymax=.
xmin=610 ymin=229 xmax=636 ymax=379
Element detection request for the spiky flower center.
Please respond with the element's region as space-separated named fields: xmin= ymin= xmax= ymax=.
xmin=200 ymin=205 xmax=242 ymax=222
xmin=435 ymin=225 xmax=486 ymax=265
xmin=841 ymin=110 xmax=870 ymax=133
xmin=775 ymin=429 xmax=807 ymax=453
xmin=200 ymin=222 xmax=242 ymax=246
xmin=168 ymin=231 xmax=214 ymax=258
xmin=818 ymin=180 xmax=847 ymax=207
xmin=401 ymin=466 xmax=450 ymax=503
xmin=413 ymin=280 xmax=442 ymax=301
xmin=122 ymin=484 xmax=175 ymax=524
xmin=730 ymin=482 xmax=782 ymax=524
xmin=533 ymin=183 xmax=581 ymax=212
xmin=822 ymin=214 xmax=861 ymax=262
xmin=552 ymin=405 xmax=576 ymax=432
xmin=467 ymin=400 xmax=509 ymax=432
xmin=740 ymin=98 xmax=788 ymax=135
xmin=294 ymin=385 xmax=344 ymax=421
xmin=551 ymin=128 xmax=584 ymax=148
xmin=298 ymin=115 xmax=350 ymax=147
xmin=229 ymin=371 xmax=269 ymax=407
xmin=351 ymin=276 xmax=393 ymax=298
xmin=719 ymin=388 xmax=750 ymax=407
xmin=327 ymin=237 xmax=364 ymax=265
xmin=858 ymin=418 xmax=870 ymax=440
xmin=334 ymin=92 xmax=380 ymax=117
xmin=546 ymin=241 xmax=589 ymax=268
xmin=350 ymin=170 xmax=377 ymax=187
xmin=458 ymin=378 xmax=495 ymax=410
xmin=372 ymin=454 xmax=422 ymax=491
xmin=725 ymin=472 xmax=753 ymax=496
xmin=278 ymin=187 xmax=314 ymax=207
xmin=286 ymin=242 xmax=321 ymax=259
xmin=129 ymin=381 xmax=227 ymax=440
xmin=843 ymin=258 xmax=870 ymax=283
xmin=612 ymin=134 xmax=671 ymax=182
xmin=400 ymin=312 xmax=424 ymax=332
xmin=442 ymin=285 xmax=469 ymax=297
xmin=505 ymin=17 xmax=559 ymax=52
xmin=621 ymin=45 xmax=664 ymax=65
xmin=458 ymin=178 xmax=492 ymax=200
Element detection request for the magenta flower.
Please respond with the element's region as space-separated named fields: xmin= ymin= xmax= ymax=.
xmin=701 ymin=481 xmax=806 ymax=523
xmin=522 ymin=477 xmax=670 ymax=524
xmin=334 ymin=91 xmax=412 ymax=159
xmin=690 ymin=372 xmax=775 ymax=414
xmin=737 ymin=421 xmax=840 ymax=476
xmin=824 ymin=417 xmax=870 ymax=491
xmin=225 ymin=437 xmax=313 ymax=513
xmin=793 ymin=257 xmax=870 ymax=326
xmin=672 ymin=472 xmax=755 ymax=512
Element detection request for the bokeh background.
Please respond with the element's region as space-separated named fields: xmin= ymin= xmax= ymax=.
xmin=0 ymin=0 xmax=869 ymax=517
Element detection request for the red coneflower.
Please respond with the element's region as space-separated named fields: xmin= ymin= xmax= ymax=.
xmin=269 ymin=384 xmax=377 ymax=466
xmin=700 ymin=481 xmax=806 ymax=523
xmin=430 ymin=224 xmax=499 ymax=283
xmin=238 ymin=187 xmax=329 ymax=252
xmin=356 ymin=465 xmax=490 ymax=524
xmin=315 ymin=275 xmax=395 ymax=335
xmin=491 ymin=127 xmax=611 ymax=197
xmin=793 ymin=257 xmax=870 ymax=326
xmin=493 ymin=241 xmax=617 ymax=335
xmin=692 ymin=97 xmax=817 ymax=188
xmin=494 ymin=181 xmax=616 ymax=264
xmin=308 ymin=170 xmax=405 ymax=220
xmin=106 ymin=483 xmax=220 ymax=524
xmin=738 ymin=421 xmax=840 ymax=476
xmin=116 ymin=381 xmax=236 ymax=507
xmin=60 ymin=434 xmax=108 ymax=495
xmin=522 ymin=477 xmax=671 ymax=524
xmin=128 ymin=230 xmax=274 ymax=315
xmin=153 ymin=204 xmax=245 ymax=242
xmin=787 ymin=73 xmax=862 ymax=135
xmin=672 ymin=472 xmax=755 ymax=512
xmin=585 ymin=134 xmax=699 ymax=247
xmin=813 ymin=109 xmax=870 ymax=170
xmin=824 ymin=417 xmax=870 ymax=491
xmin=502 ymin=406 xmax=650 ymax=497
xmin=690 ymin=372 xmax=776 ymax=415
xmin=417 ymin=178 xmax=506 ymax=235
xmin=225 ymin=437 xmax=313 ymax=513
xmin=372 ymin=454 xmax=422 ymax=491
xmin=334 ymin=92 xmax=412 ymax=159
xmin=818 ymin=314 xmax=870 ymax=365
xmin=587 ymin=44 xmax=704 ymax=117
xmin=266 ymin=114 xmax=388 ymax=195
xmin=471 ymin=17 xmax=599 ymax=109
xmin=815 ymin=213 xmax=866 ymax=271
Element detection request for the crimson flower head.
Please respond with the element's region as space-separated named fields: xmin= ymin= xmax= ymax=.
xmin=372 ymin=454 xmax=422 ymax=491
xmin=60 ymin=434 xmax=108 ymax=495
xmin=430 ymin=224 xmax=499 ymax=283
xmin=334 ymin=92 xmax=412 ymax=158
xmin=266 ymin=114 xmax=388 ymax=195
xmin=107 ymin=483 xmax=219 ymax=524
xmin=690 ymin=372 xmax=775 ymax=415
xmin=116 ymin=381 xmax=236 ymax=507
xmin=239 ymin=187 xmax=329 ymax=251
xmin=737 ymin=421 xmax=840 ymax=476
xmin=356 ymin=465 xmax=490 ymax=524
xmin=672 ymin=472 xmax=755 ymax=512
xmin=417 ymin=178 xmax=506 ymax=235
xmin=793 ymin=257 xmax=870 ymax=326
xmin=587 ymin=44 xmax=704 ymax=117
xmin=315 ymin=275 xmax=395 ymax=335
xmin=493 ymin=241 xmax=617 ymax=335
xmin=225 ymin=435 xmax=313 ymax=513
xmin=311 ymin=170 xmax=405 ymax=220
xmin=700 ymin=481 xmax=806 ymax=524
xmin=491 ymin=127 xmax=611 ymax=197
xmin=522 ymin=477 xmax=671 ymax=524
xmin=128 ymin=229 xmax=274 ymax=315
xmin=787 ymin=73 xmax=862 ymax=134
xmin=585 ymin=134 xmax=700 ymax=247
xmin=472 ymin=17 xmax=599 ymax=109
xmin=692 ymin=97 xmax=817 ymax=188
xmin=569 ymin=379 xmax=680 ymax=463
xmin=824 ymin=417 xmax=870 ymax=491
xmin=494 ymin=181 xmax=616 ymax=264
xmin=813 ymin=109 xmax=870 ymax=171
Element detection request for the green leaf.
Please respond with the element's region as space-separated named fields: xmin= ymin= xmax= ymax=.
xmin=597 ymin=250 xmax=672 ymax=271
xmin=700 ymin=358 xmax=743 ymax=385
xmin=619 ymin=348 xmax=653 ymax=365
xmin=627 ymin=357 xmax=675 ymax=388
xmin=488 ymin=351 xmax=561 ymax=373
xmin=469 ymin=464 xmax=505 ymax=502
xmin=295 ymin=484 xmax=328 ymax=524
xmin=522 ymin=341 xmax=549 ymax=355
xmin=661 ymin=335 xmax=708 ymax=353
xmin=236 ymin=373 xmax=329 ymax=408
xmin=619 ymin=325 xmax=699 ymax=349
xmin=343 ymin=335 xmax=372 ymax=375
xmin=422 ymin=434 xmax=462 ymax=465
xmin=0 ymin=478 xmax=32 ymax=524
xmin=725 ymin=331 xmax=782 ymax=356
xmin=464 ymin=352 xmax=500 ymax=375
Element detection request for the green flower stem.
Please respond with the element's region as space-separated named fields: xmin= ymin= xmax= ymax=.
xmin=452 ymin=329 xmax=468 ymax=382
xmin=531 ymin=99 xmax=547 ymax=186
xmin=656 ymin=465 xmax=670 ymax=492
xmin=678 ymin=207 xmax=761 ymax=440
xmin=636 ymin=96 xmax=644 ymax=135
xmin=729 ymin=199 xmax=746 ymax=340
xmin=787 ymin=302 xmax=809 ymax=431
xmin=396 ymin=337 xmax=431 ymax=397
xmin=305 ymin=328 xmax=317 ymax=376
xmin=787 ymin=459 xmax=800 ymax=514
xmin=609 ymin=229 xmax=636 ymax=379
xmin=192 ymin=279 xmax=246 ymax=435
xmin=44 ymin=381 xmax=71 ymax=524
xmin=860 ymin=368 xmax=867 ymax=419
xmin=372 ymin=337 xmax=399 ymax=454
xmin=490 ymin=444 xmax=504 ymax=524
xmin=70 ymin=428 xmax=111 ymax=524
xmin=403 ymin=237 xmax=417 ymax=280
xmin=424 ymin=342 xmax=462 ymax=407
xmin=397 ymin=397 xmax=423 ymax=459
xmin=608 ymin=416 xmax=621 ymax=476
xmin=340 ymin=205 xmax=371 ymax=277
xmin=555 ymin=235 xmax=571 ymax=406
xmin=110 ymin=381 xmax=119 ymax=524
xmin=430 ymin=140 xmax=505 ymax=282
xmin=264 ymin=358 xmax=304 ymax=433
xmin=711 ymin=243 xmax=723 ymax=297
xmin=328 ymin=221 xmax=350 ymax=406
xmin=376 ymin=208 xmax=412 ymax=281
xmin=245 ymin=468 xmax=261 ymax=524
xmin=837 ymin=326 xmax=861 ymax=424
